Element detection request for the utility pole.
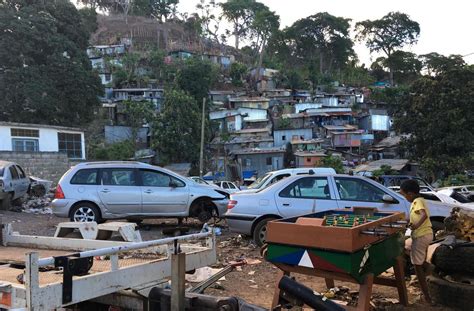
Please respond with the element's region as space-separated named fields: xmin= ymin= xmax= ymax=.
xmin=199 ymin=98 xmax=206 ymax=177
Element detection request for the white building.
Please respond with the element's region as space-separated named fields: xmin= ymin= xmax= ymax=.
xmin=210 ymin=108 xmax=268 ymax=132
xmin=0 ymin=122 xmax=86 ymax=159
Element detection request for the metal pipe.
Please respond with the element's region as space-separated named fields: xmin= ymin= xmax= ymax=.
xmin=278 ymin=276 xmax=345 ymax=311
xmin=37 ymin=231 xmax=212 ymax=267
xmin=361 ymin=230 xmax=389 ymax=236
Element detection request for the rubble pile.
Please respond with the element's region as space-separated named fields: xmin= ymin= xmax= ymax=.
xmin=322 ymin=286 xmax=407 ymax=310
xmin=12 ymin=194 xmax=54 ymax=214
xmin=444 ymin=206 xmax=474 ymax=241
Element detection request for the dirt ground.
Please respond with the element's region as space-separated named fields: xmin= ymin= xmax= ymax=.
xmin=0 ymin=211 xmax=454 ymax=310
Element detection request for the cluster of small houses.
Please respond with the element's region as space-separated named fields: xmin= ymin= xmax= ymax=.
xmin=0 ymin=43 xmax=415 ymax=183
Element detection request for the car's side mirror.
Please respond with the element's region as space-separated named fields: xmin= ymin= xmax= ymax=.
xmin=382 ymin=194 xmax=396 ymax=203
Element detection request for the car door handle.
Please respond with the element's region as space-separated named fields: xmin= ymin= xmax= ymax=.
xmin=144 ymin=189 xmax=153 ymax=194
xmin=282 ymin=203 xmax=290 ymax=206
xmin=100 ymin=189 xmax=111 ymax=193
xmin=345 ymin=206 xmax=351 ymax=209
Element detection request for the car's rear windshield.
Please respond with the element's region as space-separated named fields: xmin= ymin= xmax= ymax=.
xmin=70 ymin=169 xmax=99 ymax=185
xmin=0 ymin=168 xmax=4 ymax=177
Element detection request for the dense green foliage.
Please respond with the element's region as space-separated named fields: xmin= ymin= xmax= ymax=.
xmin=356 ymin=12 xmax=420 ymax=85
xmin=393 ymin=67 xmax=474 ymax=178
xmin=153 ymin=89 xmax=201 ymax=165
xmin=176 ymin=59 xmax=218 ymax=102
xmin=322 ymin=156 xmax=344 ymax=174
xmin=89 ymin=140 xmax=135 ymax=160
xmin=0 ymin=0 xmax=102 ymax=126
xmin=77 ymin=0 xmax=179 ymax=22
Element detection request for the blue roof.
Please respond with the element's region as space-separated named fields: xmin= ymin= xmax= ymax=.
xmin=242 ymin=170 xmax=257 ymax=179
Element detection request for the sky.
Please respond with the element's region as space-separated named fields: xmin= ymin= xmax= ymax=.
xmin=176 ymin=0 xmax=474 ymax=66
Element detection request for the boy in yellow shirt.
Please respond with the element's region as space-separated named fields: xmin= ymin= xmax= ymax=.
xmin=400 ymin=179 xmax=433 ymax=303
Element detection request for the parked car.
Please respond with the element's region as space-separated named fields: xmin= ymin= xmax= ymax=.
xmin=189 ymin=176 xmax=211 ymax=185
xmin=52 ymin=161 xmax=229 ymax=223
xmin=189 ymin=176 xmax=232 ymax=195
xmin=214 ymin=181 xmax=241 ymax=194
xmin=0 ymin=161 xmax=30 ymax=210
xmin=28 ymin=176 xmax=53 ymax=197
xmin=226 ymin=174 xmax=455 ymax=246
xmin=375 ymin=175 xmax=435 ymax=192
xmin=241 ymin=167 xmax=337 ymax=194
xmin=438 ymin=185 xmax=474 ymax=201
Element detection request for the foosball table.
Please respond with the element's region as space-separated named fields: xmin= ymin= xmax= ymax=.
xmin=263 ymin=209 xmax=409 ymax=311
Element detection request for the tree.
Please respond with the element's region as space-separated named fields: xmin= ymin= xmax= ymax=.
xmin=220 ymin=0 xmax=265 ymax=49
xmin=153 ymin=89 xmax=201 ymax=165
xmin=250 ymin=6 xmax=279 ymax=88
xmin=284 ymin=143 xmax=295 ymax=168
xmin=322 ymin=155 xmax=344 ymax=174
xmin=419 ymin=52 xmax=466 ymax=76
xmin=230 ymin=62 xmax=248 ymax=86
xmin=372 ymin=165 xmax=398 ymax=177
xmin=176 ymin=58 xmax=218 ymax=102
xmin=196 ymin=0 xmax=227 ymax=46
xmin=0 ymin=0 xmax=102 ymax=126
xmin=356 ymin=12 xmax=420 ymax=85
xmin=110 ymin=52 xmax=143 ymax=88
xmin=148 ymin=0 xmax=179 ymax=23
xmin=123 ymin=100 xmax=157 ymax=151
xmin=287 ymin=13 xmax=354 ymax=76
xmin=393 ymin=66 xmax=474 ymax=178
xmin=381 ymin=51 xmax=422 ymax=85
xmin=78 ymin=7 xmax=99 ymax=36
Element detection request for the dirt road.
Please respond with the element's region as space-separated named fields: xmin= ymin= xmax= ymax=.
xmin=0 ymin=211 xmax=452 ymax=310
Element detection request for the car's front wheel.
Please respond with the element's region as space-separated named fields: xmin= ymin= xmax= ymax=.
xmin=253 ymin=217 xmax=277 ymax=247
xmin=70 ymin=203 xmax=102 ymax=223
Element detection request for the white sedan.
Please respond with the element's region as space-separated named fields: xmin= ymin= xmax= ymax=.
xmin=226 ymin=174 xmax=456 ymax=246
xmin=214 ymin=181 xmax=241 ymax=194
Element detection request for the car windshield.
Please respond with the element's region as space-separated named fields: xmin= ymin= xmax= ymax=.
xmin=248 ymin=173 xmax=272 ymax=189
xmin=0 ymin=168 xmax=4 ymax=177
xmin=415 ymin=178 xmax=431 ymax=189
xmin=450 ymin=190 xmax=471 ymax=203
xmin=190 ymin=177 xmax=208 ymax=185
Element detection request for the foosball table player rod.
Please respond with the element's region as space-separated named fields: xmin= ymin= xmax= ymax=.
xmin=270 ymin=256 xmax=408 ymax=311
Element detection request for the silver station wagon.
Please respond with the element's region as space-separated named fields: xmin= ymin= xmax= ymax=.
xmin=52 ymin=161 xmax=229 ymax=223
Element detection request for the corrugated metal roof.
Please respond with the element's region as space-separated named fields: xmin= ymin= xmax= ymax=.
xmin=355 ymin=159 xmax=410 ymax=173
xmin=231 ymin=147 xmax=285 ymax=155
xmin=294 ymin=151 xmax=327 ymax=157
xmin=0 ymin=121 xmax=83 ymax=132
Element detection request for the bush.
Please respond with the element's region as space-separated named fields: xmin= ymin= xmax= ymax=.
xmin=321 ymin=155 xmax=344 ymax=174
xmin=89 ymin=140 xmax=135 ymax=160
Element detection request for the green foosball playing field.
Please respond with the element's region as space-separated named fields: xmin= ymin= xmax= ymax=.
xmin=323 ymin=214 xmax=383 ymax=227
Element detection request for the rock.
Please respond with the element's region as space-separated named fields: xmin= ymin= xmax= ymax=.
xmin=444 ymin=206 xmax=474 ymax=241
xmin=323 ymin=291 xmax=335 ymax=299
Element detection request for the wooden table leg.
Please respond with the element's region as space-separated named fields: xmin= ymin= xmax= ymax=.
xmin=325 ymin=278 xmax=335 ymax=289
xmin=393 ymin=256 xmax=409 ymax=306
xmin=271 ymin=270 xmax=290 ymax=311
xmin=356 ymin=274 xmax=374 ymax=311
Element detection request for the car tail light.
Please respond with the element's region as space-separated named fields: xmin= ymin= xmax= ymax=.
xmin=227 ymin=200 xmax=237 ymax=209
xmin=54 ymin=184 xmax=65 ymax=199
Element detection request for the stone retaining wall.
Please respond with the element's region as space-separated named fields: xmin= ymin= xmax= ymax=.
xmin=0 ymin=152 xmax=75 ymax=184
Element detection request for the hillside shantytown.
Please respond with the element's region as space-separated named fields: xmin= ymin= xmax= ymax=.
xmin=0 ymin=0 xmax=473 ymax=310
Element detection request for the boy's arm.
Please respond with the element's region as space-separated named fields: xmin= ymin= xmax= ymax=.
xmin=410 ymin=209 xmax=428 ymax=230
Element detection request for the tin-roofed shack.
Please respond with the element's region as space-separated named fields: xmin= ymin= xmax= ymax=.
xmin=231 ymin=147 xmax=285 ymax=178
